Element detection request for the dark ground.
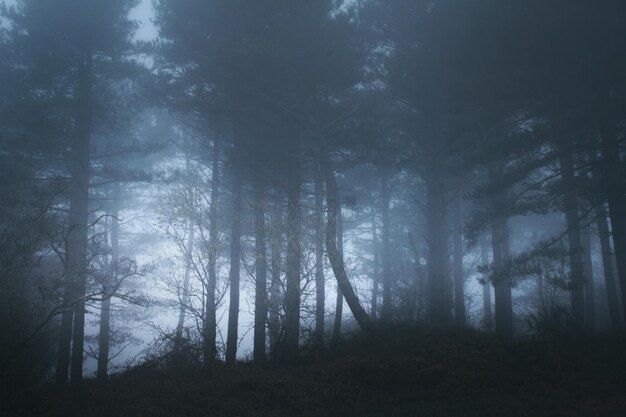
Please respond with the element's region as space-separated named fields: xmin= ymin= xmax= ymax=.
xmin=4 ymin=327 xmax=626 ymax=417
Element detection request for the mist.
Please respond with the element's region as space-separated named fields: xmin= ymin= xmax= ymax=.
xmin=2 ymin=1 xmax=626 ymax=416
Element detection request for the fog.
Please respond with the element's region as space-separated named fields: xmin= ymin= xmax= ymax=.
xmin=2 ymin=1 xmax=626 ymax=416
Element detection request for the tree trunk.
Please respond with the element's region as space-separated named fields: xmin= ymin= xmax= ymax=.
xmin=599 ymin=95 xmax=626 ymax=326
xmin=559 ymin=148 xmax=585 ymax=330
xmin=67 ymin=46 xmax=93 ymax=386
xmin=268 ymin=209 xmax=283 ymax=357
xmin=225 ymin=154 xmax=243 ymax=365
xmin=324 ymin=151 xmax=373 ymax=333
xmin=175 ymin=219 xmax=194 ymax=346
xmin=314 ymin=160 xmax=325 ymax=348
xmin=595 ymin=203 xmax=624 ymax=331
xmin=380 ymin=170 xmax=392 ymax=322
xmin=581 ymin=219 xmax=595 ymax=333
xmin=331 ymin=210 xmax=344 ymax=345
xmin=491 ymin=216 xmax=513 ymax=339
xmin=480 ymin=238 xmax=493 ymax=329
xmin=370 ymin=206 xmax=380 ymax=319
xmin=253 ymin=174 xmax=267 ymax=365
xmin=97 ymin=184 xmax=119 ymax=380
xmin=426 ymin=176 xmax=451 ymax=328
xmin=453 ymin=194 xmax=465 ymax=328
xmin=203 ymin=139 xmax=220 ymax=365
xmin=283 ymin=138 xmax=302 ymax=362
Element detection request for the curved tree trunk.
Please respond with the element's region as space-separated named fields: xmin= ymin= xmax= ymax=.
xmin=323 ymin=151 xmax=373 ymax=333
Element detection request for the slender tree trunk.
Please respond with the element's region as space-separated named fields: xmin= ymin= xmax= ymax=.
xmin=331 ymin=209 xmax=344 ymax=345
xmin=203 ymin=139 xmax=220 ymax=365
xmin=97 ymin=184 xmax=119 ymax=380
xmin=581 ymin=220 xmax=595 ymax=333
xmin=491 ymin=216 xmax=513 ymax=339
xmin=380 ymin=170 xmax=392 ymax=322
xmin=370 ymin=206 xmax=380 ymax=319
xmin=225 ymin=156 xmax=243 ymax=365
xmin=314 ymin=160 xmax=325 ymax=348
xmin=480 ymin=238 xmax=493 ymax=329
xmin=67 ymin=46 xmax=93 ymax=386
xmin=323 ymin=151 xmax=373 ymax=333
xmin=426 ymin=176 xmax=451 ymax=328
xmin=175 ymin=220 xmax=194 ymax=345
xmin=599 ymin=94 xmax=626 ymax=325
xmin=453 ymin=194 xmax=465 ymax=328
xmin=559 ymin=148 xmax=585 ymax=330
xmin=595 ymin=203 xmax=624 ymax=331
xmin=253 ymin=174 xmax=267 ymax=365
xmin=283 ymin=138 xmax=302 ymax=362
xmin=268 ymin=210 xmax=282 ymax=357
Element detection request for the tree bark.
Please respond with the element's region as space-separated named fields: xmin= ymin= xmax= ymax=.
xmin=283 ymin=138 xmax=302 ymax=362
xmin=175 ymin=219 xmax=194 ymax=346
xmin=253 ymin=174 xmax=267 ymax=364
xmin=426 ymin=176 xmax=451 ymax=328
xmin=491 ymin=216 xmax=513 ymax=339
xmin=480 ymin=238 xmax=493 ymax=329
xmin=225 ymin=153 xmax=243 ymax=365
xmin=203 ymin=139 xmax=220 ymax=365
xmin=452 ymin=194 xmax=465 ymax=328
xmin=370 ymin=206 xmax=380 ymax=319
xmin=380 ymin=170 xmax=392 ymax=322
xmin=331 ymin=210 xmax=344 ymax=345
xmin=268 ymin=209 xmax=283 ymax=357
xmin=67 ymin=45 xmax=93 ymax=386
xmin=559 ymin=148 xmax=585 ymax=330
xmin=323 ymin=151 xmax=373 ymax=333
xmin=581 ymin=219 xmax=595 ymax=333
xmin=595 ymin=203 xmax=624 ymax=331
xmin=97 ymin=184 xmax=119 ymax=380
xmin=599 ymin=94 xmax=626 ymax=326
xmin=314 ymin=159 xmax=325 ymax=348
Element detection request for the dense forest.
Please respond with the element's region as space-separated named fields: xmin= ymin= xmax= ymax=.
xmin=2 ymin=1 xmax=626 ymax=416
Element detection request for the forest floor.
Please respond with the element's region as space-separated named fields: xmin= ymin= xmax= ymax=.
xmin=6 ymin=326 xmax=626 ymax=417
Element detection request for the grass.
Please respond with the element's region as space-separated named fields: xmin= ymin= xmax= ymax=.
xmin=5 ymin=326 xmax=626 ymax=417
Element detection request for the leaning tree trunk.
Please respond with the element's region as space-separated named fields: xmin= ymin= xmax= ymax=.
xmin=380 ymin=170 xmax=392 ymax=323
xmin=253 ymin=173 xmax=267 ymax=365
xmin=283 ymin=138 xmax=302 ymax=362
xmin=452 ymin=194 xmax=465 ymax=328
xmin=370 ymin=206 xmax=380 ymax=319
xmin=203 ymin=139 xmax=220 ymax=365
xmin=314 ymin=159 xmax=325 ymax=349
xmin=331 ymin=209 xmax=344 ymax=345
xmin=225 ymin=154 xmax=243 ymax=365
xmin=323 ymin=151 xmax=373 ymax=333
xmin=595 ymin=203 xmax=624 ymax=331
xmin=559 ymin=148 xmax=585 ymax=331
